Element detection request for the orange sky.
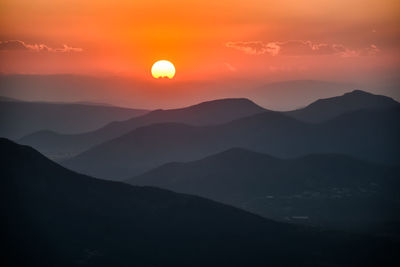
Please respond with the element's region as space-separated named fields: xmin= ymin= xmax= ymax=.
xmin=0 ymin=0 xmax=399 ymax=83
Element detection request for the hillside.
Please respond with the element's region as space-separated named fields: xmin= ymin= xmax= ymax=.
xmin=3 ymin=139 xmax=398 ymax=266
xmin=129 ymin=148 xmax=400 ymax=232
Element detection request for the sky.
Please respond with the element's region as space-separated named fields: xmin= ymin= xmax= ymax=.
xmin=0 ymin=0 xmax=399 ymax=107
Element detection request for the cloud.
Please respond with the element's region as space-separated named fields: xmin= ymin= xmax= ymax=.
xmin=226 ymin=40 xmax=379 ymax=57
xmin=226 ymin=41 xmax=280 ymax=56
xmin=340 ymin=44 xmax=380 ymax=58
xmin=0 ymin=40 xmax=83 ymax=52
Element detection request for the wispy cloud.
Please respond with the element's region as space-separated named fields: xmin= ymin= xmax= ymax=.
xmin=340 ymin=44 xmax=380 ymax=58
xmin=0 ymin=40 xmax=83 ymax=52
xmin=226 ymin=41 xmax=280 ymax=56
xmin=226 ymin=40 xmax=379 ymax=57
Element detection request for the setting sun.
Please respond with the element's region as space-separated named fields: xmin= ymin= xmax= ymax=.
xmin=151 ymin=60 xmax=176 ymax=79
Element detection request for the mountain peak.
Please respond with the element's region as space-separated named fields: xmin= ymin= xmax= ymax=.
xmin=306 ymin=89 xmax=398 ymax=105
xmin=346 ymin=89 xmax=371 ymax=95
xmin=343 ymin=89 xmax=380 ymax=98
xmin=335 ymin=89 xmax=398 ymax=101
xmin=144 ymin=98 xmax=266 ymax=117
xmin=188 ymin=98 xmax=265 ymax=110
xmin=287 ymin=89 xmax=398 ymax=123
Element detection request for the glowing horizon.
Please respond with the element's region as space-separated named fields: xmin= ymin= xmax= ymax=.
xmin=0 ymin=0 xmax=399 ymax=85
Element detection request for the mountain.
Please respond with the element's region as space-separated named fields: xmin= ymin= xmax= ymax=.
xmin=0 ymin=98 xmax=148 ymax=139
xmin=19 ymin=98 xmax=266 ymax=159
xmin=19 ymin=90 xmax=398 ymax=161
xmin=128 ymin=148 xmax=400 ymax=232
xmin=62 ymin=111 xmax=300 ymax=179
xmin=286 ymin=90 xmax=399 ymax=122
xmin=3 ymin=138 xmax=397 ymax=266
xmin=63 ymin=106 xmax=400 ymax=180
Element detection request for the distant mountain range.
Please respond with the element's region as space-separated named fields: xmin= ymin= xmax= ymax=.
xmin=128 ymin=148 xmax=400 ymax=232
xmin=19 ymin=90 xmax=398 ymax=161
xmin=0 ymin=97 xmax=148 ymax=140
xmin=62 ymin=96 xmax=400 ymax=179
xmin=0 ymin=74 xmax=366 ymax=109
xmin=19 ymin=98 xmax=266 ymax=158
xmin=2 ymin=138 xmax=398 ymax=267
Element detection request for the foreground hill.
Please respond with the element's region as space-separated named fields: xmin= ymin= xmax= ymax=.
xmin=19 ymin=98 xmax=266 ymax=159
xmin=286 ymin=90 xmax=399 ymax=122
xmin=0 ymin=98 xmax=148 ymax=139
xmin=3 ymin=139 xmax=397 ymax=266
xmin=128 ymin=148 xmax=400 ymax=232
xmin=64 ymin=106 xmax=400 ymax=179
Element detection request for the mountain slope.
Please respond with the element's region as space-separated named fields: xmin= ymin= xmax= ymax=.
xmin=128 ymin=148 xmax=400 ymax=232
xmin=19 ymin=98 xmax=266 ymax=159
xmin=0 ymin=99 xmax=148 ymax=139
xmin=64 ymin=106 xmax=400 ymax=179
xmin=3 ymin=138 xmax=397 ymax=266
xmin=286 ymin=90 xmax=399 ymax=122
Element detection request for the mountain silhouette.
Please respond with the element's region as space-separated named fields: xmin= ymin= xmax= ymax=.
xmin=0 ymin=98 xmax=148 ymax=139
xmin=19 ymin=98 xmax=266 ymax=159
xmin=3 ymin=138 xmax=397 ymax=266
xmin=63 ymin=106 xmax=400 ymax=179
xmin=286 ymin=90 xmax=399 ymax=122
xmin=128 ymin=148 xmax=400 ymax=232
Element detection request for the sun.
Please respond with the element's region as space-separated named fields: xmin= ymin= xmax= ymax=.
xmin=151 ymin=60 xmax=176 ymax=79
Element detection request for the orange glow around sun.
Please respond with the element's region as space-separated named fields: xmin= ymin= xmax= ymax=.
xmin=0 ymin=0 xmax=399 ymax=82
